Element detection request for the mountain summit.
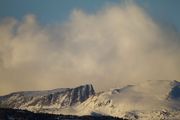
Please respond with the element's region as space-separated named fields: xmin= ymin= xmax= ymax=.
xmin=0 ymin=80 xmax=180 ymax=119
xmin=0 ymin=84 xmax=95 ymax=111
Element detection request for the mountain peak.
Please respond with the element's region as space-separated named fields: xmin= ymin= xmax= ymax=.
xmin=1 ymin=81 xmax=180 ymax=119
xmin=0 ymin=84 xmax=95 ymax=109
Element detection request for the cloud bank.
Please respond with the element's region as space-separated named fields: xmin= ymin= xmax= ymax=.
xmin=0 ymin=3 xmax=180 ymax=95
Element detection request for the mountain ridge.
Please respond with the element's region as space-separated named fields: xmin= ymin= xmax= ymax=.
xmin=0 ymin=80 xmax=180 ymax=120
xmin=0 ymin=84 xmax=95 ymax=109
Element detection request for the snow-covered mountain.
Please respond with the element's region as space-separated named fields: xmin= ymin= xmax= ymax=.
xmin=76 ymin=80 xmax=180 ymax=119
xmin=0 ymin=80 xmax=180 ymax=120
xmin=0 ymin=84 xmax=95 ymax=111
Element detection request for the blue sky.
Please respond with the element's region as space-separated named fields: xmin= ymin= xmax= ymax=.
xmin=0 ymin=0 xmax=180 ymax=30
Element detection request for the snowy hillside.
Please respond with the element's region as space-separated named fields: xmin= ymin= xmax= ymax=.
xmin=76 ymin=80 xmax=180 ymax=119
xmin=0 ymin=80 xmax=180 ymax=120
xmin=0 ymin=84 xmax=95 ymax=112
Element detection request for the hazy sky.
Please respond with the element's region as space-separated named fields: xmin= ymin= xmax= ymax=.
xmin=0 ymin=0 xmax=180 ymax=29
xmin=0 ymin=0 xmax=180 ymax=95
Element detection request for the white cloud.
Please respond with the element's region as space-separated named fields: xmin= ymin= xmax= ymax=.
xmin=0 ymin=3 xmax=180 ymax=95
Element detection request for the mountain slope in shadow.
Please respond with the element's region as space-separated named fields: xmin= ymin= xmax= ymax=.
xmin=0 ymin=108 xmax=126 ymax=120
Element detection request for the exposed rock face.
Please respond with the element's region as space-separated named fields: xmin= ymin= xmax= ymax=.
xmin=69 ymin=84 xmax=95 ymax=106
xmin=168 ymin=80 xmax=180 ymax=100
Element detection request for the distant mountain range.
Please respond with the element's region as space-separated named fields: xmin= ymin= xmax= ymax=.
xmin=0 ymin=80 xmax=180 ymax=120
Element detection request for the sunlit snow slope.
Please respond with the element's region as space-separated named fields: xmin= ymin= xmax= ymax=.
xmin=0 ymin=80 xmax=180 ymax=120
